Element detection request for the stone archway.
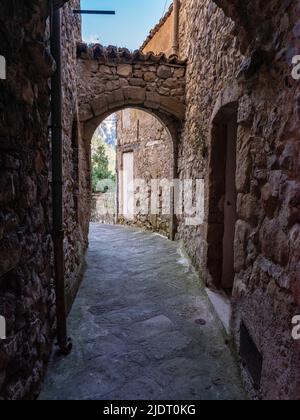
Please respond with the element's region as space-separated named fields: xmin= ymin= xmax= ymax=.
xmin=76 ymin=45 xmax=186 ymax=238
xmin=76 ymin=44 xmax=186 ymax=136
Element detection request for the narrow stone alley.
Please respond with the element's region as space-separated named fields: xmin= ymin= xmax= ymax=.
xmin=40 ymin=224 xmax=245 ymax=400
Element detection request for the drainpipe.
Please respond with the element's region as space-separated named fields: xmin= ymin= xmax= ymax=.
xmin=50 ymin=3 xmax=72 ymax=355
xmin=172 ymin=0 xmax=180 ymax=56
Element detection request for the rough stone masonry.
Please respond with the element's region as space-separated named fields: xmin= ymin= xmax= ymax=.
xmin=0 ymin=0 xmax=300 ymax=401
xmin=167 ymin=0 xmax=300 ymax=400
xmin=116 ymin=108 xmax=173 ymax=237
xmin=0 ymin=0 xmax=84 ymax=400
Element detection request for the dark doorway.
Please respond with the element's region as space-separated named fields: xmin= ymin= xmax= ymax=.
xmin=207 ymin=103 xmax=238 ymax=294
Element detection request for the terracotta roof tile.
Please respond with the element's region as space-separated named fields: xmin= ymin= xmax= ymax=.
xmin=77 ymin=43 xmax=186 ymax=66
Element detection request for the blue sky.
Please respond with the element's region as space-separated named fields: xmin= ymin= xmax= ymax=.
xmin=81 ymin=0 xmax=173 ymax=50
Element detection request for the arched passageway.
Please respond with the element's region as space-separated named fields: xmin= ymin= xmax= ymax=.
xmin=39 ymin=44 xmax=245 ymax=400
xmin=2 ymin=0 xmax=300 ymax=401
xmin=76 ymin=46 xmax=186 ymax=240
xmin=89 ymin=107 xmax=176 ymax=239
xmin=77 ymin=44 xmax=185 ymax=152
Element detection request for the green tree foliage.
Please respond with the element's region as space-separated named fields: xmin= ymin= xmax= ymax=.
xmin=92 ymin=143 xmax=115 ymax=193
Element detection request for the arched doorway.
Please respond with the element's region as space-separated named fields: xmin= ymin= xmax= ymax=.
xmin=207 ymin=102 xmax=239 ymax=294
xmin=84 ymin=107 xmax=179 ymax=240
xmin=77 ymin=48 xmax=186 ymax=240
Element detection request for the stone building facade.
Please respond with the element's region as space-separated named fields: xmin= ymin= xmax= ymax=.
xmin=116 ymin=109 xmax=172 ymax=236
xmin=140 ymin=0 xmax=300 ymax=400
xmin=0 ymin=0 xmax=56 ymax=400
xmin=141 ymin=5 xmax=175 ymax=57
xmin=0 ymin=0 xmax=87 ymax=400
xmin=0 ymin=1 xmax=55 ymax=399
xmin=60 ymin=0 xmax=90 ymax=311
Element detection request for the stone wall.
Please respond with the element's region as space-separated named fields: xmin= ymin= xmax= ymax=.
xmin=176 ymin=0 xmax=242 ymax=273
xmin=116 ymin=109 xmax=172 ymax=236
xmin=142 ymin=0 xmax=300 ymax=400
xmin=227 ymin=0 xmax=300 ymax=401
xmin=1 ymin=0 xmax=299 ymax=402
xmin=181 ymin=0 xmax=300 ymax=400
xmin=0 ymin=0 xmax=55 ymax=400
xmin=60 ymin=0 xmax=89 ymax=311
xmin=0 ymin=0 xmax=86 ymax=399
xmin=141 ymin=2 xmax=188 ymax=61
xmin=91 ymin=193 xmax=116 ymax=225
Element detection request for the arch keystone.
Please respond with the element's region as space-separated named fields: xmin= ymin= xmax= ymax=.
xmin=145 ymin=92 xmax=161 ymax=110
xmin=108 ymin=89 xmax=125 ymax=109
xmin=123 ymin=86 xmax=146 ymax=105
xmin=91 ymin=95 xmax=109 ymax=117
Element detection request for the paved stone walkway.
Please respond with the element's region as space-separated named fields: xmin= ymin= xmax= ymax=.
xmin=40 ymin=224 xmax=246 ymax=400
